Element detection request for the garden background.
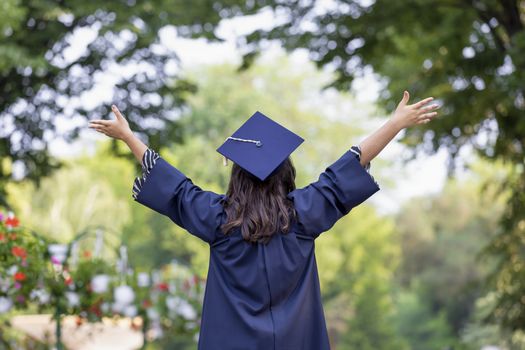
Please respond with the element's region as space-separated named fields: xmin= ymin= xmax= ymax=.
xmin=1 ymin=0 xmax=525 ymax=349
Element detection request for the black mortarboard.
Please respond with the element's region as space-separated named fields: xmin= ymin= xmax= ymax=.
xmin=216 ymin=111 xmax=304 ymax=181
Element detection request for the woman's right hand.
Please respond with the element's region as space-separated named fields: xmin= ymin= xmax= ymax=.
xmin=391 ymin=91 xmax=440 ymax=129
xmin=88 ymin=105 xmax=133 ymax=141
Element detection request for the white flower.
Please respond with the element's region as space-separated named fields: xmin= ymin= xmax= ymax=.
xmin=177 ymin=300 xmax=197 ymax=320
xmin=166 ymin=296 xmax=196 ymax=319
xmin=48 ymin=244 xmax=68 ymax=264
xmin=137 ymin=272 xmax=150 ymax=288
xmin=166 ymin=296 xmax=181 ymax=311
xmin=112 ymin=302 xmax=125 ymax=313
xmin=30 ymin=289 xmax=50 ymax=304
xmin=150 ymin=320 xmax=163 ymax=339
xmin=0 ymin=297 xmax=13 ymax=314
xmin=114 ymin=285 xmax=134 ymax=305
xmin=101 ymin=302 xmax=110 ymax=313
xmin=91 ymin=274 xmax=110 ymax=294
xmin=38 ymin=290 xmax=50 ymax=304
xmin=7 ymin=265 xmax=18 ymax=276
xmin=0 ymin=277 xmax=11 ymax=292
xmin=168 ymin=282 xmax=177 ymax=294
xmin=147 ymin=308 xmax=160 ymax=320
xmin=65 ymin=292 xmax=79 ymax=307
xmin=123 ymin=305 xmax=137 ymax=317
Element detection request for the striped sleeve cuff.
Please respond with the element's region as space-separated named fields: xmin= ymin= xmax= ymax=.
xmin=349 ymin=145 xmax=376 ymax=183
xmin=132 ymin=148 xmax=161 ymax=200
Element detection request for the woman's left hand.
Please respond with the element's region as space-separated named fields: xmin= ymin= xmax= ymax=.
xmin=391 ymin=91 xmax=440 ymax=129
xmin=88 ymin=105 xmax=133 ymax=141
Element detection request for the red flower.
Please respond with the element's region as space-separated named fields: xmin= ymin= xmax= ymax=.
xmin=142 ymin=299 xmax=152 ymax=308
xmin=11 ymin=246 xmax=27 ymax=259
xmin=156 ymin=282 xmax=169 ymax=291
xmin=9 ymin=233 xmax=16 ymax=240
xmin=75 ymin=316 xmax=84 ymax=326
xmin=183 ymin=279 xmax=190 ymax=291
xmin=14 ymin=272 xmax=26 ymax=281
xmin=83 ymin=250 xmax=92 ymax=259
xmin=65 ymin=276 xmax=73 ymax=285
xmin=0 ymin=233 xmax=5 ymax=242
xmin=5 ymin=216 xmax=19 ymax=228
xmin=89 ymin=304 xmax=102 ymax=317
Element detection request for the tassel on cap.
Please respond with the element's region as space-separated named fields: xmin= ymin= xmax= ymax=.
xmin=222 ymin=155 xmax=228 ymax=166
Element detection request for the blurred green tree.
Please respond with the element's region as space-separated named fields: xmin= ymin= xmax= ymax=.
xmin=6 ymin=144 xmax=132 ymax=243
xmin=395 ymin=291 xmax=458 ymax=350
xmin=226 ymin=0 xmax=525 ymax=332
xmin=394 ymin=158 xmax=511 ymax=348
xmin=8 ymin=55 xmax=403 ymax=348
xmin=0 ymin=0 xmax=262 ymax=195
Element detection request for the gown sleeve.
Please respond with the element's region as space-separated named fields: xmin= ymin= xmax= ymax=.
xmin=286 ymin=145 xmax=380 ymax=238
xmin=132 ymin=148 xmax=160 ymax=200
xmin=132 ymin=149 xmax=225 ymax=244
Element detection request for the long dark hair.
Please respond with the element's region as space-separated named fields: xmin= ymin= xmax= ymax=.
xmin=220 ymin=158 xmax=298 ymax=244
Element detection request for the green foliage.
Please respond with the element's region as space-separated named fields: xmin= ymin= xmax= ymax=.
xmin=461 ymin=292 xmax=525 ymax=350
xmin=484 ymin=163 xmax=525 ymax=330
xmin=237 ymin=0 xmax=524 ymax=163
xmin=6 ymin=144 xmax=132 ymax=243
xmin=0 ymin=0 xmax=262 ymax=194
xmin=394 ymin=158 xmax=513 ymax=348
xmin=395 ymin=291 xmax=458 ymax=350
xmin=228 ymin=0 xmax=525 ymax=332
xmin=396 ymin=173 xmax=503 ymax=329
xmin=10 ymin=51 xmax=520 ymax=347
xmin=318 ymin=204 xmax=405 ymax=349
xmin=6 ymin=55 xmax=400 ymax=348
xmin=0 ymin=213 xmax=48 ymax=312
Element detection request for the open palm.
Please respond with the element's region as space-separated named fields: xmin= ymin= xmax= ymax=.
xmin=392 ymin=91 xmax=440 ymax=128
xmin=88 ymin=105 xmax=132 ymax=141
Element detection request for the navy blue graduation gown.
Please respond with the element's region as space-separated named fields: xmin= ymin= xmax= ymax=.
xmin=134 ymin=149 xmax=380 ymax=350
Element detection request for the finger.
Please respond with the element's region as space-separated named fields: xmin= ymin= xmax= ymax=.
xmin=417 ymin=104 xmax=440 ymax=114
xmin=88 ymin=123 xmax=107 ymax=130
xmin=411 ymin=97 xmax=434 ymax=109
xmin=89 ymin=120 xmax=111 ymax=126
xmin=419 ymin=112 xmax=438 ymax=119
xmin=399 ymin=90 xmax=410 ymax=106
xmin=417 ymin=118 xmax=431 ymax=125
xmin=89 ymin=125 xmax=107 ymax=133
xmin=111 ymin=105 xmax=125 ymax=121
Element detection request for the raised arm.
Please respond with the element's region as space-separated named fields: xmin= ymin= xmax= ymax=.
xmin=359 ymin=91 xmax=439 ymax=166
xmin=287 ymin=90 xmax=440 ymax=238
xmin=88 ymin=105 xmax=225 ymax=244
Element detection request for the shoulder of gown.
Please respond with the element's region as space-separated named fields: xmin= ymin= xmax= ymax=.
xmin=132 ymin=148 xmax=225 ymax=244
xmin=286 ymin=145 xmax=380 ymax=238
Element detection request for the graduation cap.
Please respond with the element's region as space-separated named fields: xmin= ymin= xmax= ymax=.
xmin=217 ymin=111 xmax=304 ymax=181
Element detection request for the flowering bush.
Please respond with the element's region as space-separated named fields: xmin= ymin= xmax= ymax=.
xmin=0 ymin=211 xmax=205 ymax=346
xmin=0 ymin=212 xmax=47 ymax=313
xmin=122 ymin=262 xmax=204 ymax=340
